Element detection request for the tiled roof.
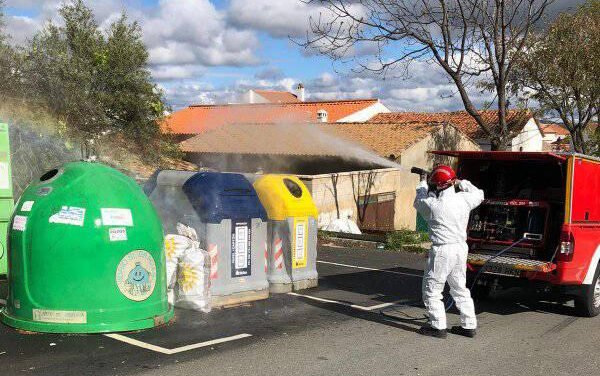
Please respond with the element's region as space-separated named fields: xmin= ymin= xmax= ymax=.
xmin=254 ymin=90 xmax=300 ymax=103
xmin=162 ymin=99 xmax=380 ymax=135
xmin=371 ymin=110 xmax=534 ymax=139
xmin=180 ymin=121 xmax=453 ymax=157
xmin=540 ymin=123 xmax=570 ymax=136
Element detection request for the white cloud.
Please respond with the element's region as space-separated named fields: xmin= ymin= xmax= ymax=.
xmin=1 ymin=0 xmax=509 ymax=112
xmin=142 ymin=0 xmax=260 ymax=67
xmin=228 ymin=0 xmax=366 ymax=41
xmin=228 ymin=0 xmax=317 ymax=38
xmin=150 ymin=65 xmax=206 ymax=81
xmin=255 ymin=67 xmax=284 ymax=80
xmin=3 ymin=0 xmax=261 ymax=68
xmin=4 ymin=15 xmax=39 ymax=44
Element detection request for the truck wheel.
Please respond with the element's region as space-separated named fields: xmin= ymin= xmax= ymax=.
xmin=575 ymin=264 xmax=600 ymax=317
xmin=467 ymin=272 xmax=492 ymax=301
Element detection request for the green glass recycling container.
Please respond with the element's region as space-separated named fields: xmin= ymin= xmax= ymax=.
xmin=0 ymin=122 xmax=14 ymax=276
xmin=0 ymin=161 xmax=173 ymax=333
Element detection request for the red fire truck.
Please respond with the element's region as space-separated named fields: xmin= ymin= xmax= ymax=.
xmin=433 ymin=151 xmax=600 ymax=317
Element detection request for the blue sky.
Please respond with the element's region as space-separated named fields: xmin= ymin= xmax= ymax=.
xmin=1 ymin=0 xmax=583 ymax=111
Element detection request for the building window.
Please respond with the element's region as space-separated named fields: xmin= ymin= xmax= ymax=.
xmin=317 ymin=109 xmax=328 ymax=123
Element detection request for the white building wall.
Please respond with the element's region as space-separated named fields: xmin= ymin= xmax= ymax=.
xmin=240 ymin=90 xmax=270 ymax=104
xmin=511 ymin=118 xmax=544 ymax=151
xmin=474 ymin=118 xmax=543 ymax=151
xmin=543 ymin=133 xmax=561 ymax=144
xmin=337 ymin=101 xmax=391 ymax=122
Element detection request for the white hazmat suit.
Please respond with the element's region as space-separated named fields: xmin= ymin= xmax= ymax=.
xmin=414 ymin=179 xmax=484 ymax=330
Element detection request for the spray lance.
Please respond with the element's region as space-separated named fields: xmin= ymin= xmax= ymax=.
xmin=410 ymin=167 xmax=430 ymax=180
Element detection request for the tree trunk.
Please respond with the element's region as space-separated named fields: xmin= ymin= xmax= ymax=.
xmin=490 ymin=138 xmax=511 ymax=151
xmin=571 ymin=128 xmax=588 ymax=154
xmin=330 ymin=174 xmax=340 ymax=219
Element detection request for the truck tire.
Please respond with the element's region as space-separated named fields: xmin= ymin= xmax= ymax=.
xmin=467 ymin=272 xmax=492 ymax=301
xmin=575 ymin=263 xmax=600 ymax=317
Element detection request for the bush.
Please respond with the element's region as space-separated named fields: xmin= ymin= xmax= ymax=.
xmin=386 ymin=229 xmax=429 ymax=251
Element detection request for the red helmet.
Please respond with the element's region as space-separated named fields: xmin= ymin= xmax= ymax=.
xmin=428 ymin=165 xmax=456 ymax=190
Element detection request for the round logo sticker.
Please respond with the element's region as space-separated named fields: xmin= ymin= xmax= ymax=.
xmin=115 ymin=250 xmax=156 ymax=301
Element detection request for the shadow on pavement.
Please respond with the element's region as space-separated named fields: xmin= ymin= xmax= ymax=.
xmin=291 ymin=293 xmax=427 ymax=334
xmin=318 ymin=266 xmax=423 ymax=304
xmin=316 ymin=265 xmax=583 ymax=330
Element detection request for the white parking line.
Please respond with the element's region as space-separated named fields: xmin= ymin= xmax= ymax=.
xmin=104 ymin=333 xmax=252 ymax=355
xmin=317 ymin=260 xmax=422 ymax=278
xmin=288 ymin=292 xmax=408 ymax=311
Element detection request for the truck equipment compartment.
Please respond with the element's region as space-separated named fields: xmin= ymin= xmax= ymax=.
xmin=459 ymin=154 xmax=565 ymax=261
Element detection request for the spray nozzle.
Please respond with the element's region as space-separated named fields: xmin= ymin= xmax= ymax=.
xmin=410 ymin=167 xmax=430 ymax=176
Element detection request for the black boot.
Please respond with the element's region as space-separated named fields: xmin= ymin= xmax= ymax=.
xmin=417 ymin=326 xmax=447 ymax=339
xmin=450 ymin=326 xmax=476 ymax=338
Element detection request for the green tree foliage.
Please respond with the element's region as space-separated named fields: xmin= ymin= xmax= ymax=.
xmin=22 ymin=0 xmax=170 ymax=161
xmin=0 ymin=0 xmax=22 ymax=98
xmin=591 ymin=125 xmax=600 ymax=157
xmin=512 ymin=0 xmax=600 ymax=153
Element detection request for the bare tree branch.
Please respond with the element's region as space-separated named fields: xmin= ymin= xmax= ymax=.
xmin=299 ymin=0 xmax=555 ymax=150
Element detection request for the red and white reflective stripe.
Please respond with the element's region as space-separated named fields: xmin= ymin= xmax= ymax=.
xmin=264 ymin=242 xmax=268 ymax=273
xmin=274 ymin=238 xmax=284 ymax=270
xmin=208 ymin=244 xmax=218 ymax=280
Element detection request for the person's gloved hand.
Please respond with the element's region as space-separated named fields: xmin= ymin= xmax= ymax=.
xmin=454 ymin=179 xmax=462 ymax=191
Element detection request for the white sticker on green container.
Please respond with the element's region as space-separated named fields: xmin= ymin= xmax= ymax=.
xmin=21 ymin=201 xmax=34 ymax=212
xmin=49 ymin=206 xmax=85 ymax=226
xmin=32 ymin=309 xmax=87 ymax=324
xmin=12 ymin=215 xmax=27 ymax=231
xmin=101 ymin=208 xmax=133 ymax=227
xmin=109 ymin=227 xmax=127 ymax=241
xmin=0 ymin=162 xmax=9 ymax=190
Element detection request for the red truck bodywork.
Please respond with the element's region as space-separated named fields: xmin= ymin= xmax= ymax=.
xmin=556 ymin=155 xmax=600 ymax=285
xmin=433 ymin=151 xmax=600 ymax=287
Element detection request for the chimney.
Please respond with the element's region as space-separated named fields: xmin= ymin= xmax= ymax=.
xmin=296 ymin=83 xmax=305 ymax=102
xmin=317 ymin=109 xmax=328 ymax=123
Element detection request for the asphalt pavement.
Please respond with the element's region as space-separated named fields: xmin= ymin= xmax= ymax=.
xmin=1 ymin=245 xmax=599 ymax=376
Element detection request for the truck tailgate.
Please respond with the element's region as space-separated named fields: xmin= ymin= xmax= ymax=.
xmin=468 ymin=253 xmax=557 ymax=277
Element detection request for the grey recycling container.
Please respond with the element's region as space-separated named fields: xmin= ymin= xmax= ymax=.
xmin=146 ymin=170 xmax=270 ymax=307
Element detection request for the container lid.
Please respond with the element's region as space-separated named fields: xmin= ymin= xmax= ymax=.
xmin=253 ymin=175 xmax=318 ymax=220
xmin=182 ymin=172 xmax=267 ymax=223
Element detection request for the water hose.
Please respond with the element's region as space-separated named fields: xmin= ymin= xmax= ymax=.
xmin=379 ymin=237 xmax=528 ymax=321
xmin=445 ymin=237 xmax=527 ymax=311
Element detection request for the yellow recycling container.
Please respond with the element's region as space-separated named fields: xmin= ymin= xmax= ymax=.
xmin=253 ymin=175 xmax=318 ymax=292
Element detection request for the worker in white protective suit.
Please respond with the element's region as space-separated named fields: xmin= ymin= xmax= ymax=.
xmin=413 ymin=165 xmax=484 ymax=339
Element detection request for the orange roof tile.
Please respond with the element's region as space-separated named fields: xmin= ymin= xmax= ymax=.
xmin=179 ymin=121 xmax=460 ymax=158
xmin=162 ymin=99 xmax=380 ymax=135
xmin=540 ymin=123 xmax=570 ymax=136
xmin=254 ymin=90 xmax=300 ymax=103
xmin=371 ymin=110 xmax=534 ymax=139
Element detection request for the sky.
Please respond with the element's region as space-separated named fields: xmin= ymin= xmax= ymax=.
xmin=1 ymin=0 xmax=585 ymax=112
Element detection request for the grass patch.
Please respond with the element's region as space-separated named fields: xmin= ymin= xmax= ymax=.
xmin=318 ymin=230 xmax=332 ymax=242
xmin=385 ymin=229 xmax=429 ymax=253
